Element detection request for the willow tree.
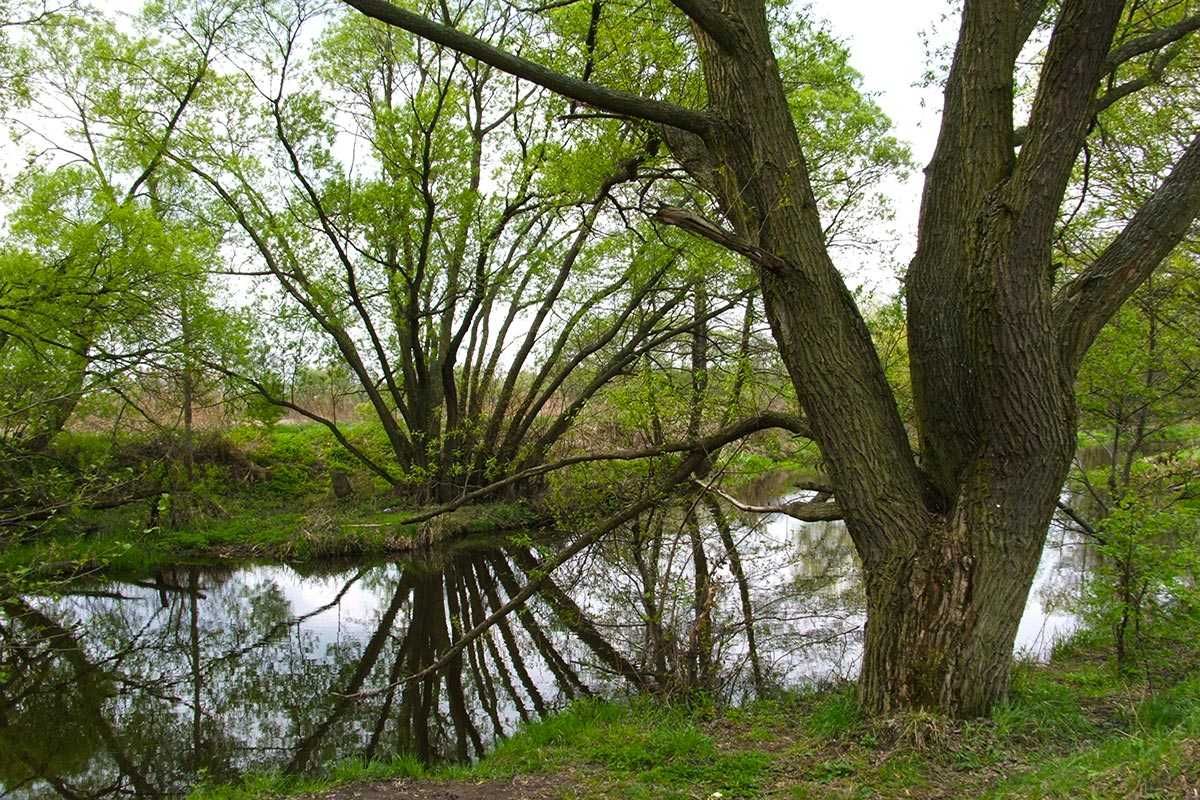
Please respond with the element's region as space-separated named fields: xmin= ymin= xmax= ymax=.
xmin=160 ymin=1 xmax=745 ymax=502
xmin=342 ymin=0 xmax=1200 ymax=716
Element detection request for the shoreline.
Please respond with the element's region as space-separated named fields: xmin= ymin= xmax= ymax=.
xmin=0 ymin=500 xmax=547 ymax=581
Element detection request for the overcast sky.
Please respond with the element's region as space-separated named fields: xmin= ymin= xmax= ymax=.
xmin=808 ymin=0 xmax=946 ymax=162
xmin=804 ymin=0 xmax=952 ymax=290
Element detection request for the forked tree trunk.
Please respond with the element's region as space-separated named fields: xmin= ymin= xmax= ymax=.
xmin=680 ymin=0 xmax=1088 ymax=718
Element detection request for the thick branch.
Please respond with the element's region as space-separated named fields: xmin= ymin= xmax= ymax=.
xmin=1018 ymin=0 xmax=1050 ymax=49
xmin=1105 ymin=14 xmax=1200 ymax=73
xmin=1012 ymin=39 xmax=1187 ymax=147
xmin=1056 ymin=132 xmax=1200 ymax=370
xmin=340 ymin=0 xmax=714 ymax=135
xmin=399 ymin=411 xmax=810 ymax=526
xmin=793 ymin=477 xmax=835 ymax=494
xmin=904 ymin=0 xmax=1023 ymax=497
xmin=667 ymin=0 xmax=742 ymax=51
xmin=1010 ymin=0 xmax=1125 ymax=251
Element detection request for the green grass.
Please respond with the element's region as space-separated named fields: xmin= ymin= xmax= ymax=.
xmin=984 ymin=677 xmax=1200 ymax=799
xmin=189 ymin=756 xmax=427 ymax=800
xmin=0 ymin=499 xmax=540 ymax=579
xmin=189 ymin=699 xmax=773 ymax=800
xmin=2 ymin=423 xmax=546 ymax=578
xmin=441 ymin=698 xmax=771 ymax=800
xmin=188 ymin=639 xmax=1200 ymax=800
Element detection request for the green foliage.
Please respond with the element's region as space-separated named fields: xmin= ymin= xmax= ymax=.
xmin=0 ymin=0 xmax=916 ymax=511
xmin=866 ymin=298 xmax=913 ymax=430
xmin=543 ymin=457 xmax=658 ymax=528
xmin=774 ymin=17 xmax=913 ymax=247
xmin=1075 ymin=257 xmax=1200 ymax=469
xmin=1081 ymin=499 xmax=1200 ymax=674
xmin=1067 ymin=237 xmax=1200 ymax=681
xmin=242 ymin=382 xmax=287 ymax=429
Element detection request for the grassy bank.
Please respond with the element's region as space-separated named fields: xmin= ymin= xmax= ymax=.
xmin=189 ymin=634 xmax=1200 ymax=800
xmin=2 ymin=420 xmax=809 ymax=579
xmin=1 ymin=422 xmax=557 ymax=578
xmin=0 ymin=499 xmax=541 ymax=578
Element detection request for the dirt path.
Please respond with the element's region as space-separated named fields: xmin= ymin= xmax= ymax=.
xmin=311 ymin=775 xmax=572 ymax=800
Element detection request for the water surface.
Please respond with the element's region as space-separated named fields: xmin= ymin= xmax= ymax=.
xmin=0 ymin=500 xmax=1088 ymax=797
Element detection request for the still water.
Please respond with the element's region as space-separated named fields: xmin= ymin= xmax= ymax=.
xmin=0 ymin=499 xmax=1089 ymax=797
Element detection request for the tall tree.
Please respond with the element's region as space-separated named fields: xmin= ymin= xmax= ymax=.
xmin=160 ymin=0 xmax=901 ymax=502
xmin=162 ymin=2 xmax=718 ymax=501
xmin=0 ymin=7 xmax=242 ymax=531
xmin=340 ymin=0 xmax=1200 ymax=716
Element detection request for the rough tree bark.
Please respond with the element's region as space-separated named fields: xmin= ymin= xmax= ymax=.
xmin=341 ymin=0 xmax=1200 ymax=716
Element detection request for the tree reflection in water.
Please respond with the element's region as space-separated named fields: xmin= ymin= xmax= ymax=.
xmin=0 ymin=499 xmax=1087 ymax=798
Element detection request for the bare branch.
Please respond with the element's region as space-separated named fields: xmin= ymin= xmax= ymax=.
xmin=347 ymin=418 xmax=776 ymax=695
xmin=653 ymin=205 xmax=789 ymax=272
xmin=203 ymin=359 xmax=401 ymax=486
xmin=694 ymin=479 xmax=844 ymax=522
xmin=126 ymin=65 xmax=207 ymax=202
xmin=1012 ymin=38 xmax=1188 ymax=147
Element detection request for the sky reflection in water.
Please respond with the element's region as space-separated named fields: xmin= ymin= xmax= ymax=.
xmin=0 ymin=501 xmax=1089 ymax=798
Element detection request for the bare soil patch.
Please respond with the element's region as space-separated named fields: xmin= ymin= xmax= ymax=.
xmin=310 ymin=774 xmax=573 ymax=800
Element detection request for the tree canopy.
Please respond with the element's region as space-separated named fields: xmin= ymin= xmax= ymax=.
xmin=0 ymin=0 xmax=1198 ymax=722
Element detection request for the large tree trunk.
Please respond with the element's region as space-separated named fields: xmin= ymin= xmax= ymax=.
xmin=856 ymin=405 xmax=1075 ymax=714
xmin=675 ymin=0 xmax=1086 ymax=717
xmin=858 ymin=503 xmax=1052 ymax=715
xmin=859 ymin=541 xmax=1038 ymax=717
xmin=679 ymin=0 xmax=1093 ymax=718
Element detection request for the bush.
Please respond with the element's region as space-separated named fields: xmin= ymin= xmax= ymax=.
xmin=1081 ymin=499 xmax=1200 ymax=674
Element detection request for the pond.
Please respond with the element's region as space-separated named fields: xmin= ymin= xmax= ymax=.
xmin=0 ymin=496 xmax=1090 ymax=798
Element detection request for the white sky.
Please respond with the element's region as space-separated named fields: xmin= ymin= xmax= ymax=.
xmin=804 ymin=0 xmax=951 ymax=291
